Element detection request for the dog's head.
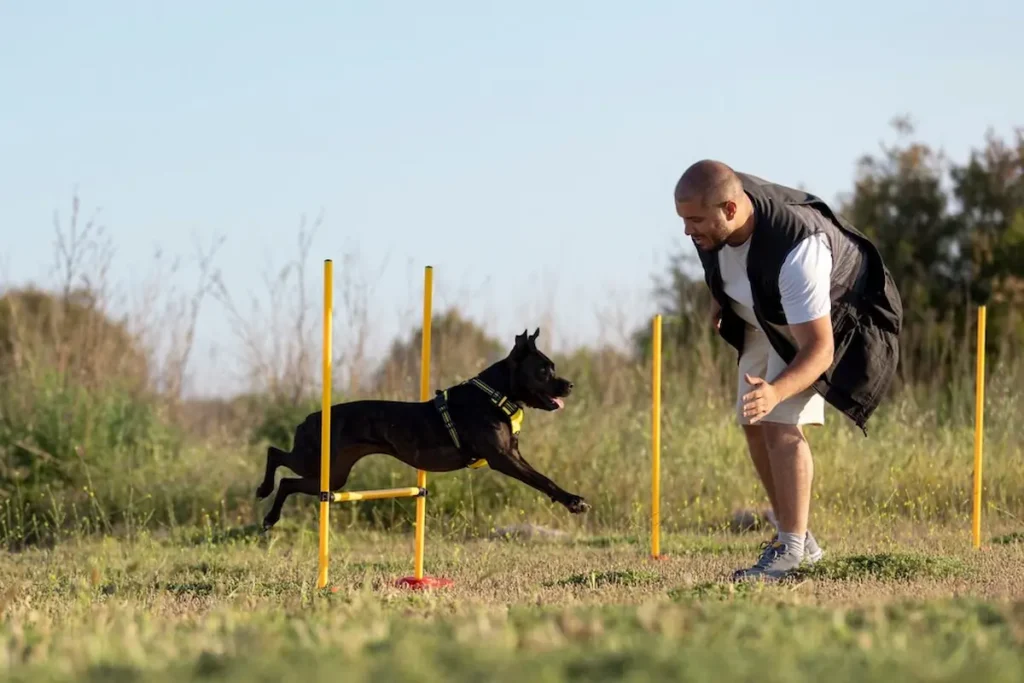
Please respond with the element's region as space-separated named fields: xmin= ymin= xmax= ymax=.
xmin=506 ymin=328 xmax=573 ymax=411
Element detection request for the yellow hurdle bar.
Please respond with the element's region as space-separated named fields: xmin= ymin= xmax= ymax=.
xmin=972 ymin=305 xmax=987 ymax=550
xmin=413 ymin=265 xmax=433 ymax=581
xmin=332 ymin=487 xmax=425 ymax=503
xmin=651 ymin=314 xmax=662 ymax=560
xmin=317 ymin=259 xmax=333 ymax=590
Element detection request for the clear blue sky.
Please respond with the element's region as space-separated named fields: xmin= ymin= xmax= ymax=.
xmin=2 ymin=1 xmax=1021 ymax=397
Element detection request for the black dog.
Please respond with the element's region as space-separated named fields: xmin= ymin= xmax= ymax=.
xmin=255 ymin=328 xmax=590 ymax=530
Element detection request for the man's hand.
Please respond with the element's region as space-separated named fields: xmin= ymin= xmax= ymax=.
xmin=742 ymin=373 xmax=780 ymax=423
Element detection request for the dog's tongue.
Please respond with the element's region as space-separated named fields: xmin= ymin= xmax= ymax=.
xmin=553 ymin=397 xmax=564 ymax=409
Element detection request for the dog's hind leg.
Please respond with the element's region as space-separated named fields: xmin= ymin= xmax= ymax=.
xmin=260 ymin=445 xmax=371 ymax=531
xmin=256 ymin=412 xmax=324 ymax=503
xmin=261 ymin=476 xmax=319 ymax=531
xmin=255 ymin=446 xmax=287 ymax=500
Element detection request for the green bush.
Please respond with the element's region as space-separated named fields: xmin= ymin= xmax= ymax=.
xmin=0 ymin=370 xmax=186 ymax=546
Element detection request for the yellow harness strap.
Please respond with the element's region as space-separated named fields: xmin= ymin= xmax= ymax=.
xmin=466 ymin=378 xmax=523 ymax=469
xmin=432 ymin=377 xmax=524 ymax=470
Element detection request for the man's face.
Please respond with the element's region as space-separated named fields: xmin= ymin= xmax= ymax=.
xmin=676 ymin=199 xmax=738 ymax=252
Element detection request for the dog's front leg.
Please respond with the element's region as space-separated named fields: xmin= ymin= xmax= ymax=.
xmin=485 ymin=449 xmax=590 ymax=514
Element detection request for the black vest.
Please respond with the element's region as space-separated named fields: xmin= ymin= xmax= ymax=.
xmin=696 ymin=172 xmax=904 ymax=434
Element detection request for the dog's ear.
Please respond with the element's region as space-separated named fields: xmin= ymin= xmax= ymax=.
xmin=528 ymin=329 xmax=544 ymax=352
xmin=512 ymin=329 xmax=529 ymax=358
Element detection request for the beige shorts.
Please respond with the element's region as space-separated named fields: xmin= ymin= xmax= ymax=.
xmin=736 ymin=324 xmax=825 ymax=426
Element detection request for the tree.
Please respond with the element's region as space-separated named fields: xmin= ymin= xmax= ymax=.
xmin=840 ymin=119 xmax=1024 ymax=378
xmin=838 ymin=117 xmax=964 ymax=319
xmin=949 ymin=127 xmax=1024 ymax=341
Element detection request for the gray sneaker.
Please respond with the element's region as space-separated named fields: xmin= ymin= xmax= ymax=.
xmin=803 ymin=530 xmax=824 ymax=564
xmin=731 ymin=539 xmax=804 ymax=582
xmin=766 ymin=529 xmax=824 ymax=564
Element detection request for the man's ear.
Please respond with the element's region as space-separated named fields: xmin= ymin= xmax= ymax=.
xmin=723 ymin=200 xmax=738 ymax=221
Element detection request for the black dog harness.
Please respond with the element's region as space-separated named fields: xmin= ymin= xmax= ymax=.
xmin=432 ymin=377 xmax=524 ymax=469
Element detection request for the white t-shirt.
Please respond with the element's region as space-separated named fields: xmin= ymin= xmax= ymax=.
xmin=718 ymin=232 xmax=832 ymax=329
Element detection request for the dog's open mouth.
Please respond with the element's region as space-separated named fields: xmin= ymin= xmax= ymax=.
xmin=547 ymin=396 xmax=565 ymax=410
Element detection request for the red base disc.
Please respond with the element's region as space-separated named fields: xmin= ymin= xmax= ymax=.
xmin=650 ymin=553 xmax=670 ymax=561
xmin=395 ymin=576 xmax=454 ymax=590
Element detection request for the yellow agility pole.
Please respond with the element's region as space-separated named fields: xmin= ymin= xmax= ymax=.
xmin=415 ymin=265 xmax=432 ymax=579
xmin=317 ymin=259 xmax=333 ymax=590
xmin=333 ymin=487 xmax=423 ymax=503
xmin=972 ymin=305 xmax=987 ymax=550
xmin=396 ymin=266 xmax=452 ymax=589
xmin=651 ymin=314 xmax=662 ymax=560
xmin=315 ymin=260 xmax=441 ymax=591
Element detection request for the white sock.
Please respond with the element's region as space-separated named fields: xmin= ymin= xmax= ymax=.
xmin=778 ymin=531 xmax=804 ymax=556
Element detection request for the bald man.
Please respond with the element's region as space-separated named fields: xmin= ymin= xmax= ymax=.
xmin=673 ymin=160 xmax=902 ymax=581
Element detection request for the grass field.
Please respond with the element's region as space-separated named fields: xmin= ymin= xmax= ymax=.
xmin=4 ymin=347 xmax=1024 ymax=681
xmin=4 ymin=239 xmax=1024 ymax=681
xmin=4 ymin=516 xmax=1024 ymax=681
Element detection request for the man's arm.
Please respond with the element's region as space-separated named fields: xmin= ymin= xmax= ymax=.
xmin=768 ymin=316 xmax=833 ymax=402
xmin=742 ymin=234 xmax=834 ymax=421
xmin=773 ymin=233 xmax=835 ymax=399
xmin=743 ymin=316 xmax=833 ymax=421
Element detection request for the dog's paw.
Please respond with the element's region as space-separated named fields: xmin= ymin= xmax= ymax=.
xmin=565 ymin=495 xmax=591 ymax=514
xmin=255 ymin=482 xmax=274 ymax=500
xmin=261 ymin=511 xmax=281 ymax=532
